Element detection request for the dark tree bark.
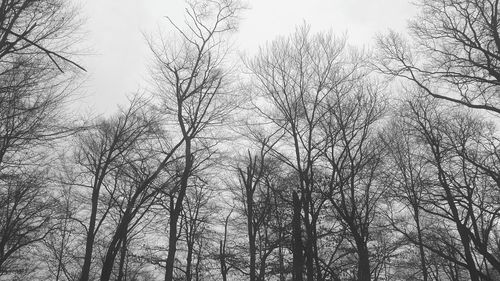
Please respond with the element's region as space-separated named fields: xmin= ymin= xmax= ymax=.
xmin=219 ymin=240 xmax=228 ymax=281
xmin=292 ymin=191 xmax=304 ymax=281
xmin=164 ymin=142 xmax=193 ymax=281
xmin=354 ymin=236 xmax=370 ymax=281
xmin=116 ymin=233 xmax=127 ymax=281
xmin=219 ymin=211 xmax=232 ymax=281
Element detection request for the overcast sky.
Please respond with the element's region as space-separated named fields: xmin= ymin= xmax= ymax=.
xmin=75 ymin=0 xmax=416 ymax=115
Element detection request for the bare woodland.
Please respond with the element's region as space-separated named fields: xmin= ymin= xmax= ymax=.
xmin=1 ymin=0 xmax=500 ymax=280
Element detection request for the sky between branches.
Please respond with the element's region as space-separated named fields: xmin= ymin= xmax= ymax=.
xmin=75 ymin=0 xmax=416 ymax=115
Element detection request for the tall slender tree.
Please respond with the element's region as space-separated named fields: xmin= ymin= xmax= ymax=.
xmin=148 ymin=1 xmax=242 ymax=280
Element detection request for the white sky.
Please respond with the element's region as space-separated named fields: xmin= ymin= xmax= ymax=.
xmin=75 ymin=0 xmax=416 ymax=115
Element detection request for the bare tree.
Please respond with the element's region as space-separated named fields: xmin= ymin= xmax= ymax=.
xmin=0 ymin=171 xmax=55 ymax=276
xmin=380 ymin=117 xmax=432 ymax=281
xmin=319 ymin=76 xmax=385 ymax=281
xmin=236 ymin=148 xmax=268 ymax=281
xmin=0 ymin=0 xmax=83 ymax=278
xmin=218 ymin=210 xmax=232 ymax=281
xmin=386 ymin=93 xmax=500 ymax=281
xmin=231 ymin=142 xmax=292 ymax=281
xmin=247 ymin=24 xmax=357 ymax=281
xmin=93 ymin=100 xmax=192 ymax=281
xmin=180 ymin=179 xmax=214 ymax=281
xmin=375 ymin=1 xmax=500 ymax=279
xmin=148 ymin=1 xmax=242 ymax=280
xmin=75 ymin=98 xmax=157 ymax=281
xmin=377 ymin=0 xmax=500 ymax=115
xmin=0 ymin=0 xmax=84 ymax=72
xmin=41 ymin=177 xmax=82 ymax=281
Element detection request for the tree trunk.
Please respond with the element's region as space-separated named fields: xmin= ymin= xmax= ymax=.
xmin=117 ymin=234 xmax=127 ymax=281
xmin=194 ymin=243 xmax=202 ymax=281
xmin=292 ymin=191 xmax=304 ymax=281
xmin=356 ymin=239 xmax=370 ymax=281
xmin=100 ymin=221 xmax=127 ymax=281
xmin=100 ymin=203 xmax=136 ymax=281
xmin=247 ymin=189 xmax=256 ymax=281
xmin=278 ymin=243 xmax=286 ymax=281
xmin=79 ymin=187 xmax=100 ymax=281
xmin=56 ymin=209 xmax=70 ymax=281
xmin=302 ymin=191 xmax=315 ymax=281
xmin=185 ymin=236 xmax=193 ymax=281
xmin=436 ymin=163 xmax=480 ymax=281
xmin=219 ymin=240 xmax=228 ymax=281
xmin=414 ymin=208 xmax=429 ymax=281
xmin=164 ymin=197 xmax=180 ymax=281
xmin=164 ymin=141 xmax=193 ymax=281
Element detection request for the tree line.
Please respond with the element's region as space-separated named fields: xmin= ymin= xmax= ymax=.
xmin=1 ymin=0 xmax=500 ymax=281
